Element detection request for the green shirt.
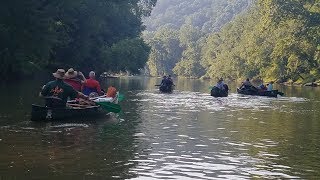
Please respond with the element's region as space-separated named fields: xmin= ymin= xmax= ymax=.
xmin=41 ymin=79 xmax=78 ymax=103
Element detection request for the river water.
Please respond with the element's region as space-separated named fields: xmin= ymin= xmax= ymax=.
xmin=0 ymin=77 xmax=319 ymax=179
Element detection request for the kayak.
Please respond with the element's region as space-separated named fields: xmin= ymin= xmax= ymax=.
xmin=159 ymin=85 xmax=173 ymax=93
xmin=31 ymin=104 xmax=106 ymax=121
xmin=211 ymin=86 xmax=228 ymax=97
xmin=237 ymin=88 xmax=284 ymax=98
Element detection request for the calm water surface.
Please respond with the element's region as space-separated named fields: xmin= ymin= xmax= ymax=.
xmin=0 ymin=77 xmax=319 ymax=179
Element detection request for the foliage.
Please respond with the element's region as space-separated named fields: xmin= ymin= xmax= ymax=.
xmin=145 ymin=0 xmax=320 ymax=82
xmin=0 ymin=0 xmax=157 ymax=79
xmin=145 ymin=27 xmax=183 ymax=76
xmin=144 ymin=0 xmax=250 ymax=77
xmin=202 ymin=0 xmax=320 ymax=82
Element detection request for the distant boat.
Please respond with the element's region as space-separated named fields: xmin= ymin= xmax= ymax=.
xmin=237 ymin=88 xmax=284 ymax=98
xmin=159 ymin=84 xmax=174 ymax=93
xmin=100 ymin=72 xmax=120 ymax=78
xmin=304 ymin=82 xmax=318 ymax=87
xmin=210 ymin=86 xmax=228 ymax=97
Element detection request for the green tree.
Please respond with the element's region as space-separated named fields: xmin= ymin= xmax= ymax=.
xmin=0 ymin=0 xmax=157 ymax=79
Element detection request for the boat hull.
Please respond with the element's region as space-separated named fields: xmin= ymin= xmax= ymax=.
xmin=237 ymin=88 xmax=283 ymax=98
xmin=159 ymin=85 xmax=173 ymax=93
xmin=31 ymin=104 xmax=106 ymax=121
xmin=211 ymin=87 xmax=228 ymax=97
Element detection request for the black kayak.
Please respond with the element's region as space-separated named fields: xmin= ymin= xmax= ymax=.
xmin=211 ymin=86 xmax=228 ymax=97
xmin=31 ymin=104 xmax=106 ymax=121
xmin=159 ymin=85 xmax=174 ymax=93
xmin=237 ymin=88 xmax=284 ymax=98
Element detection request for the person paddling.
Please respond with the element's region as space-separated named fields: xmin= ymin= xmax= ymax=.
xmin=40 ymin=69 xmax=88 ymax=108
xmin=82 ymin=71 xmax=103 ymax=96
xmin=64 ymin=68 xmax=86 ymax=92
xmin=240 ymin=78 xmax=257 ymax=92
xmin=216 ymin=78 xmax=225 ymax=90
xmin=160 ymin=76 xmax=167 ymax=86
xmin=257 ymin=80 xmax=267 ymax=91
xmin=240 ymin=78 xmax=252 ymax=89
xmin=166 ymin=75 xmax=175 ymax=86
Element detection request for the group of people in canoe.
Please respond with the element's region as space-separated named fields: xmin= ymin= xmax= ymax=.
xmin=211 ymin=78 xmax=229 ymax=97
xmin=159 ymin=75 xmax=175 ymax=93
xmin=40 ymin=68 xmax=117 ymax=108
xmin=210 ymin=77 xmax=282 ymax=97
xmin=239 ymin=78 xmax=274 ymax=92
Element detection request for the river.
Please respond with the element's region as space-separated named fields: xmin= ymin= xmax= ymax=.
xmin=0 ymin=77 xmax=319 ymax=179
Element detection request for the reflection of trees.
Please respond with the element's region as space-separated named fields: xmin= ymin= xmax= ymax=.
xmin=0 ymin=77 xmax=49 ymax=123
xmin=0 ymin=77 xmax=154 ymax=178
xmin=280 ymin=85 xmax=320 ymax=99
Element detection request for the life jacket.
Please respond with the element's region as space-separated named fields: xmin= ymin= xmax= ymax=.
xmin=106 ymin=86 xmax=117 ymax=98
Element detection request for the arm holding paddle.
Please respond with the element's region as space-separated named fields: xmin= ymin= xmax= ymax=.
xmin=77 ymin=92 xmax=89 ymax=100
xmin=78 ymin=71 xmax=87 ymax=84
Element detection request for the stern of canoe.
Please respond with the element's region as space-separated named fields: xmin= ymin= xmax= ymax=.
xmin=31 ymin=104 xmax=103 ymax=121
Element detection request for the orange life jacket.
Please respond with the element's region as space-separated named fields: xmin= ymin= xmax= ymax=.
xmin=106 ymin=86 xmax=117 ymax=98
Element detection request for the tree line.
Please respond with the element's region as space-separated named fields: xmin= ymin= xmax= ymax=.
xmin=144 ymin=0 xmax=320 ymax=83
xmin=202 ymin=0 xmax=320 ymax=83
xmin=143 ymin=0 xmax=251 ymax=78
xmin=0 ymin=0 xmax=157 ymax=80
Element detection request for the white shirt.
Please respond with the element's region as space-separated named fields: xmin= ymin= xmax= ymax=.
xmin=267 ymin=84 xmax=273 ymax=91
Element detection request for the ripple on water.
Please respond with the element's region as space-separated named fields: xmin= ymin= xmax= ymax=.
xmin=50 ymin=123 xmax=89 ymax=128
xmin=134 ymin=91 xmax=308 ymax=114
xmin=126 ymin=90 xmax=310 ymax=179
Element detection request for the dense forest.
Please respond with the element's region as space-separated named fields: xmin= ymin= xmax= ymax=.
xmin=0 ymin=0 xmax=157 ymax=79
xmin=202 ymin=0 xmax=320 ymax=83
xmin=144 ymin=0 xmax=320 ymax=83
xmin=143 ymin=0 xmax=251 ymax=77
xmin=2 ymin=0 xmax=319 ymax=83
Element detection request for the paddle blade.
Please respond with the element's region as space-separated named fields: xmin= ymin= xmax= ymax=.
xmin=96 ymin=102 xmax=121 ymax=113
xmin=118 ymin=93 xmax=125 ymax=102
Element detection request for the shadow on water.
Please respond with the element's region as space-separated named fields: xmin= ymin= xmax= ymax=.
xmin=0 ymin=77 xmax=320 ymax=178
xmin=0 ymin=77 xmax=150 ymax=179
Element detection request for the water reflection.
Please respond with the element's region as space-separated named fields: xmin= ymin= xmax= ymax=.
xmin=0 ymin=77 xmax=320 ymax=179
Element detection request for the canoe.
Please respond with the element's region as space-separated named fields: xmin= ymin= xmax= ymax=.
xmin=237 ymin=88 xmax=284 ymax=98
xmin=210 ymin=86 xmax=228 ymax=97
xmin=159 ymin=85 xmax=173 ymax=93
xmin=304 ymin=82 xmax=318 ymax=87
xmin=31 ymin=104 xmax=106 ymax=121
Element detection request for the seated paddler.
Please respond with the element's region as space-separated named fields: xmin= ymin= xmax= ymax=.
xmin=64 ymin=68 xmax=86 ymax=92
xmin=160 ymin=76 xmax=167 ymax=86
xmin=216 ymin=78 xmax=225 ymax=90
xmin=267 ymin=81 xmax=274 ymax=91
xmin=40 ymin=69 xmax=89 ymax=108
xmin=82 ymin=71 xmax=103 ymax=97
xmin=166 ymin=75 xmax=175 ymax=86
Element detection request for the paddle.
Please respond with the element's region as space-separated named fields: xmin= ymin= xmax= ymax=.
xmin=118 ymin=93 xmax=125 ymax=102
xmin=95 ymin=101 xmax=121 ymax=113
xmin=95 ymin=92 xmax=125 ymax=113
